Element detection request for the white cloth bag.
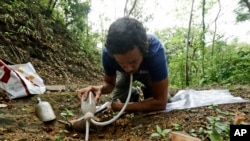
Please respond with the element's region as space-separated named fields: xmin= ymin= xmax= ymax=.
xmin=0 ymin=60 xmax=46 ymax=99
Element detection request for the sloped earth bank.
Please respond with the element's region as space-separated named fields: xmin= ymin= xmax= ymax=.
xmin=0 ymin=85 xmax=249 ymax=141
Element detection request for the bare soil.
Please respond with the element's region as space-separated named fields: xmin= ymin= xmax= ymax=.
xmin=0 ymin=84 xmax=249 ymax=141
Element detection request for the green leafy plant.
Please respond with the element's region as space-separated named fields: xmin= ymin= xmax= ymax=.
xmin=204 ymin=104 xmax=230 ymax=141
xmin=17 ymin=25 xmax=31 ymax=35
xmin=55 ymin=135 xmax=65 ymax=141
xmin=4 ymin=13 xmax=14 ymax=24
xmin=60 ymin=109 xmax=74 ymax=122
xmin=206 ymin=116 xmax=229 ymax=141
xmin=172 ymin=123 xmax=183 ymax=131
xmin=188 ymin=128 xmax=198 ymax=137
xmin=151 ymin=125 xmax=171 ymax=141
xmin=55 ymin=130 xmax=66 ymax=141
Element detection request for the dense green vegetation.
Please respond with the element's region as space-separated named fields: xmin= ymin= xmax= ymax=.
xmin=153 ymin=0 xmax=250 ymax=88
xmin=0 ymin=0 xmax=249 ymax=87
xmin=0 ymin=0 xmax=102 ymax=83
xmin=0 ymin=0 xmax=100 ymax=61
xmin=156 ymin=28 xmax=250 ymax=88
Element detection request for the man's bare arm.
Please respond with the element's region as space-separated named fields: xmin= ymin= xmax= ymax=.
xmin=111 ymin=77 xmax=169 ymax=112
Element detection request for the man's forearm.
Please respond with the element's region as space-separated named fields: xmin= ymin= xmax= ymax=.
xmin=100 ymin=82 xmax=114 ymax=94
xmin=113 ymin=98 xmax=167 ymax=112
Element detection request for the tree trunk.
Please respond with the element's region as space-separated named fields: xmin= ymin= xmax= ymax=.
xmin=211 ymin=0 xmax=221 ymax=56
xmin=211 ymin=0 xmax=221 ymax=80
xmin=46 ymin=0 xmax=58 ymax=17
xmin=201 ymin=0 xmax=206 ymax=76
xmin=185 ymin=0 xmax=195 ymax=86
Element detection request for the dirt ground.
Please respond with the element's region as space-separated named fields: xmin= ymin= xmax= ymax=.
xmin=0 ymin=85 xmax=249 ymax=141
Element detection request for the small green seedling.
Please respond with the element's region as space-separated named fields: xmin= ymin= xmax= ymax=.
xmin=172 ymin=123 xmax=183 ymax=131
xmin=206 ymin=116 xmax=230 ymax=141
xmin=189 ymin=128 xmax=198 ymax=137
xmin=55 ymin=130 xmax=66 ymax=141
xmin=151 ymin=125 xmax=171 ymax=140
xmin=60 ymin=108 xmax=74 ymax=122
xmin=205 ymin=104 xmax=230 ymax=141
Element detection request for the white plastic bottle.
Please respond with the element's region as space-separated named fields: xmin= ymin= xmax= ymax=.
xmin=81 ymin=91 xmax=96 ymax=115
xmin=35 ymin=97 xmax=56 ymax=122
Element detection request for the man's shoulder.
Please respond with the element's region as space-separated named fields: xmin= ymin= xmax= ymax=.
xmin=147 ymin=34 xmax=158 ymax=41
xmin=102 ymin=48 xmax=113 ymax=62
xmin=102 ymin=47 xmax=111 ymax=58
xmin=147 ymin=34 xmax=164 ymax=55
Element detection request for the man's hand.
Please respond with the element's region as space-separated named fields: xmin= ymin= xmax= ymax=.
xmin=76 ymin=85 xmax=102 ymax=103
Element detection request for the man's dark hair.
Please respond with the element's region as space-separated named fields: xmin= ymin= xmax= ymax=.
xmin=105 ymin=17 xmax=148 ymax=56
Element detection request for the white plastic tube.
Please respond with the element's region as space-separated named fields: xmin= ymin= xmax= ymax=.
xmin=90 ymin=73 xmax=133 ymax=126
xmin=84 ymin=74 xmax=133 ymax=140
xmin=85 ymin=120 xmax=90 ymax=141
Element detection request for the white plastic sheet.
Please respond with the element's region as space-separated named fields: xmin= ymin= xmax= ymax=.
xmin=0 ymin=60 xmax=46 ymax=99
xmin=164 ymin=89 xmax=249 ymax=112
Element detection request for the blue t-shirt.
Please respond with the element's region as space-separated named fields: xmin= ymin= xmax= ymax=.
xmin=102 ymin=34 xmax=168 ymax=82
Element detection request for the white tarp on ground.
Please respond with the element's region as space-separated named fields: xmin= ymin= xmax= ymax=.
xmin=0 ymin=60 xmax=46 ymax=99
xmin=164 ymin=89 xmax=250 ymax=112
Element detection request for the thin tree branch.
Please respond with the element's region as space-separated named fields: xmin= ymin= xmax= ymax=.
xmin=124 ymin=0 xmax=129 ymax=16
xmin=243 ymin=0 xmax=250 ymax=12
xmin=128 ymin=0 xmax=137 ymax=16
xmin=211 ymin=0 xmax=221 ymax=56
